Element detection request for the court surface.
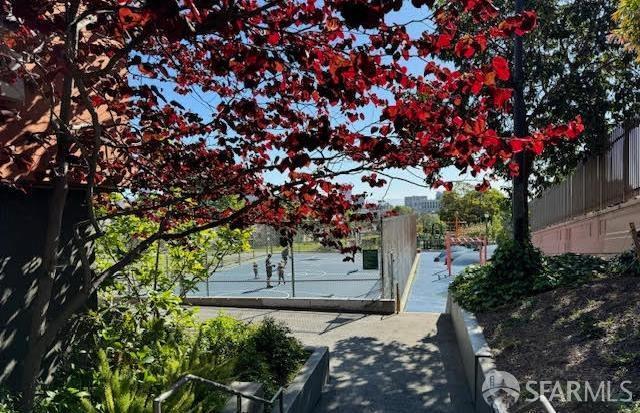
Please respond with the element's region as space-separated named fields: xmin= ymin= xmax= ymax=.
xmin=188 ymin=252 xmax=381 ymax=299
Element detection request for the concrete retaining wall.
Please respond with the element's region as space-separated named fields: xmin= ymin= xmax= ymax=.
xmin=283 ymin=346 xmax=330 ymax=413
xmin=184 ymin=296 xmax=396 ymax=315
xmin=446 ymin=295 xmax=505 ymax=413
xmin=220 ymin=347 xmax=329 ymax=413
xmin=532 ymin=196 xmax=640 ymax=256
xmin=221 ymin=382 xmax=264 ymax=413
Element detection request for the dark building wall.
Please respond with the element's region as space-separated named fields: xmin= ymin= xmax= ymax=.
xmin=0 ymin=187 xmax=93 ymax=389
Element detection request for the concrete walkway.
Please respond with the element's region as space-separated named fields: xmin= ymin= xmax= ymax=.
xmin=405 ymin=251 xmax=467 ymax=313
xmin=197 ymin=307 xmax=473 ymax=413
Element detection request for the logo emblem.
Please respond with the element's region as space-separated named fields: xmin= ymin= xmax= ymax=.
xmin=482 ymin=370 xmax=520 ymax=408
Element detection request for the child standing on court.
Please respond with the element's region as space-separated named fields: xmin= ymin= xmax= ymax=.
xmin=277 ymin=261 xmax=286 ymax=285
xmin=253 ymin=262 xmax=259 ymax=279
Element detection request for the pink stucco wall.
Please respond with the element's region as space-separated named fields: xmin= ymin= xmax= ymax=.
xmin=532 ymin=197 xmax=640 ymax=256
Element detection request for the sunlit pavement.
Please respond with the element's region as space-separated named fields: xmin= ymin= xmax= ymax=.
xmin=198 ymin=307 xmax=473 ymax=413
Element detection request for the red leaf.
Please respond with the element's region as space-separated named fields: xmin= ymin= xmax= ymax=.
xmin=531 ymin=140 xmax=544 ymax=155
xmin=509 ymin=138 xmax=528 ymax=153
xmin=137 ymin=63 xmax=157 ymax=78
xmin=492 ymin=56 xmax=510 ymax=81
xmin=267 ymin=32 xmax=281 ymax=45
xmin=436 ymin=33 xmax=453 ymax=49
xmin=475 ymin=179 xmax=490 ymax=192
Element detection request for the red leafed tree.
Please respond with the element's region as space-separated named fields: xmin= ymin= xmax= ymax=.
xmin=0 ymin=0 xmax=582 ymax=409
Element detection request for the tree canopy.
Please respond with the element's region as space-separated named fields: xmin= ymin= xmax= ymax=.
xmin=0 ymin=0 xmax=584 ymax=408
xmin=453 ymin=0 xmax=640 ymax=194
xmin=614 ymin=0 xmax=640 ymax=61
xmin=438 ymin=184 xmax=508 ymax=225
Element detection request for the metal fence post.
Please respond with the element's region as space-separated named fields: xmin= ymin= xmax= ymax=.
xmin=379 ymin=217 xmax=385 ymax=298
xmin=290 ymin=240 xmax=296 ymax=298
xmin=236 ymin=394 xmax=242 ymax=412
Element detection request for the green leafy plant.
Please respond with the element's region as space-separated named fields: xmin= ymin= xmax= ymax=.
xmin=608 ymin=250 xmax=640 ymax=277
xmin=0 ymin=388 xmax=17 ymax=413
xmin=450 ymin=240 xmax=539 ymax=311
xmin=200 ymin=314 xmax=255 ymax=360
xmin=534 ymin=253 xmax=607 ymax=291
xmin=450 ymin=240 xmax=543 ymax=312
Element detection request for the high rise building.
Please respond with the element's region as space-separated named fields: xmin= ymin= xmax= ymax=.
xmin=404 ymin=195 xmax=441 ymax=213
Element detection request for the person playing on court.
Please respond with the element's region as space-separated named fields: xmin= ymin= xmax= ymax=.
xmin=277 ymin=261 xmax=286 ymax=285
xmin=265 ymin=254 xmax=274 ymax=288
xmin=281 ymin=247 xmax=289 ymax=264
xmin=253 ymin=262 xmax=259 ymax=279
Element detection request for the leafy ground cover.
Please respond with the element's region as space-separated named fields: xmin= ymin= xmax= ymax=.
xmin=478 ymin=276 xmax=640 ymax=413
xmin=449 ymin=240 xmax=639 ymax=312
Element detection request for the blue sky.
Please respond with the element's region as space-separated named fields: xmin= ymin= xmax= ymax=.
xmin=134 ymin=2 xmax=500 ymax=206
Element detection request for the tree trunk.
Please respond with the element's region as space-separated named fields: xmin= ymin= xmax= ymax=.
xmin=18 ymin=4 xmax=79 ymax=410
xmin=511 ymin=0 xmax=531 ymax=245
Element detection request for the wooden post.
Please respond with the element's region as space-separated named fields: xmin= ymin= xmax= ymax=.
xmin=630 ymin=223 xmax=640 ymax=260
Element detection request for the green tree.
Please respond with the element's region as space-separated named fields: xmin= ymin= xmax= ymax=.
xmin=438 ymin=186 xmax=508 ymax=227
xmin=456 ymin=0 xmax=640 ymax=194
xmin=391 ymin=205 xmax=414 ymax=215
xmin=417 ymin=213 xmax=444 ymax=235
xmin=614 ymin=0 xmax=640 ymax=60
xmin=97 ymin=204 xmax=251 ymax=298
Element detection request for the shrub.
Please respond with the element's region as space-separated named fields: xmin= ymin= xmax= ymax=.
xmin=200 ymin=314 xmax=255 ymax=360
xmin=237 ymin=317 xmax=307 ymax=395
xmin=534 ymin=253 xmax=607 ymax=292
xmin=450 ymin=240 xmax=543 ymax=312
xmin=450 ymin=243 xmax=636 ymax=312
xmin=0 ymin=389 xmax=16 ymax=413
xmin=609 ymin=250 xmax=640 ymax=277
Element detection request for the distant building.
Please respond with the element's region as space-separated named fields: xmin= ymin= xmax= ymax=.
xmin=404 ymin=194 xmax=441 ymax=213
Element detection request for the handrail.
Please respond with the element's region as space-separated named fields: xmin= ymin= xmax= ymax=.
xmin=153 ymin=374 xmax=285 ymax=413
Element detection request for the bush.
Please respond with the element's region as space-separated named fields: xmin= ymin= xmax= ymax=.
xmin=0 ymin=389 xmax=16 ymax=413
xmin=200 ymin=314 xmax=254 ymax=360
xmin=236 ymin=317 xmax=307 ymax=397
xmin=534 ymin=253 xmax=607 ymax=292
xmin=2 ymin=294 xmax=308 ymax=412
xmin=450 ymin=239 xmax=543 ymax=312
xmin=609 ymin=250 xmax=640 ymax=277
xmin=450 ymin=243 xmax=636 ymax=312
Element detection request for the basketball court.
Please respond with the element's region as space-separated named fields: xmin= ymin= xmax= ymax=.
xmin=187 ymin=252 xmax=382 ymax=299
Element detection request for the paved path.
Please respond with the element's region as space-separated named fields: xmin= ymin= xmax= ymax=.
xmin=197 ymin=307 xmax=473 ymax=413
xmin=405 ymin=252 xmax=467 ymax=313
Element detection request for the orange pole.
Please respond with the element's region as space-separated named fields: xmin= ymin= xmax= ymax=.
xmin=446 ymin=236 xmax=452 ymax=277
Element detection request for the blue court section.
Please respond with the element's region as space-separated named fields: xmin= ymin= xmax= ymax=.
xmin=405 ymin=251 xmax=468 ymax=313
xmin=188 ymin=252 xmax=381 ymax=299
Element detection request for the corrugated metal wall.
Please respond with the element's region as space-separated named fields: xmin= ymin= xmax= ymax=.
xmin=380 ymin=214 xmax=417 ymax=300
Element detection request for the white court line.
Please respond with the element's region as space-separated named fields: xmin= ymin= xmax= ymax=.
xmin=212 ymin=289 xmax=290 ymax=298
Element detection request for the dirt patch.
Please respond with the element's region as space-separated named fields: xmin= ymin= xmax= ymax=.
xmin=477 ymin=276 xmax=640 ymax=413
